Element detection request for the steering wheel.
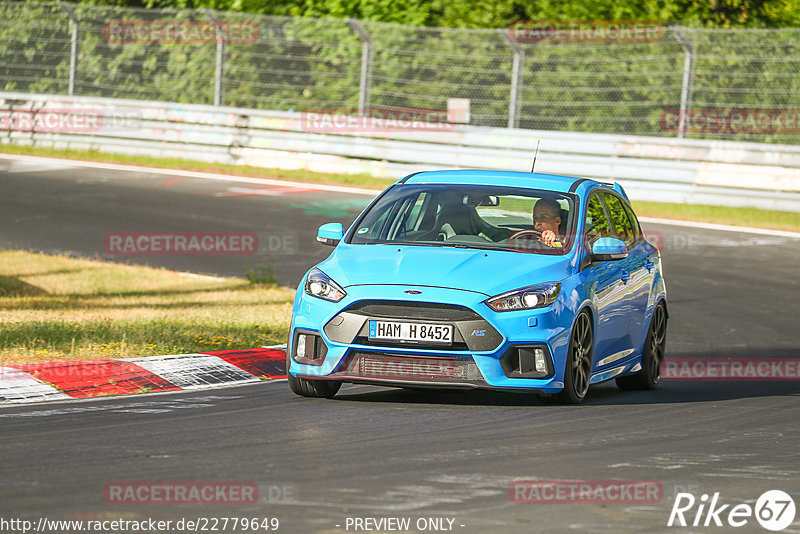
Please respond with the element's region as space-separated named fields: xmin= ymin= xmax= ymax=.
xmin=509 ymin=230 xmax=544 ymax=251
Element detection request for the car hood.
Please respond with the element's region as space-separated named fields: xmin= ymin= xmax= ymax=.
xmin=316 ymin=244 xmax=573 ymax=297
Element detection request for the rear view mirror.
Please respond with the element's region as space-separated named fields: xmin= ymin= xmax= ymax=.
xmin=316 ymin=223 xmax=344 ymax=246
xmin=463 ymin=195 xmax=499 ymax=207
xmin=591 ymin=237 xmax=628 ymax=261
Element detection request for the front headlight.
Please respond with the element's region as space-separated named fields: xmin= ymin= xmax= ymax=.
xmin=304 ymin=268 xmax=346 ymax=302
xmin=485 ymin=282 xmax=560 ymax=312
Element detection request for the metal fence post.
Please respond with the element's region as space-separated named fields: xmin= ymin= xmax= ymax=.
xmin=502 ymin=31 xmax=524 ymax=129
xmin=348 ymin=19 xmax=373 ymax=115
xmin=673 ymin=26 xmax=695 ymax=139
xmin=59 ymin=2 xmax=79 ymax=96
xmin=205 ymin=10 xmax=225 ymax=106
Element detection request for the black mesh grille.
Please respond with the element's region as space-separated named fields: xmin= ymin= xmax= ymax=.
xmin=331 ymin=351 xmax=484 ymax=383
xmin=344 ymin=300 xmax=481 ymax=322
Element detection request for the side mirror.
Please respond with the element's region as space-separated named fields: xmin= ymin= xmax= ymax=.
xmin=591 ymin=237 xmax=628 ymax=261
xmin=316 ymin=223 xmax=344 ymax=246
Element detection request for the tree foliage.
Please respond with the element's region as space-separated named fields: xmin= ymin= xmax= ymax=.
xmin=31 ymin=0 xmax=800 ymax=28
xmin=4 ymin=1 xmax=799 ymax=144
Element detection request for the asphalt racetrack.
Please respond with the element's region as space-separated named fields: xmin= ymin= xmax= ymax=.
xmin=1 ymin=155 xmax=799 ymax=533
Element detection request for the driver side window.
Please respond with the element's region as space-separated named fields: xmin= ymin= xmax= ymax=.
xmin=584 ymin=194 xmax=612 ymax=249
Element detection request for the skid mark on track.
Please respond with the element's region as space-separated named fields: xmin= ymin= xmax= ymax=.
xmin=0 ymin=395 xmax=240 ymax=418
xmin=215 ymin=185 xmax=318 ymax=197
xmin=280 ymin=474 xmax=517 ymax=514
xmin=287 ymin=199 xmax=370 ymax=217
xmin=700 ymin=460 xmax=800 ymax=481
xmin=609 ymin=452 xmax=757 ymax=470
xmin=712 ymin=430 xmax=785 ymax=443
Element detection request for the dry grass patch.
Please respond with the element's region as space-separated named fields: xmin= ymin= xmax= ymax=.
xmin=0 ymin=250 xmax=295 ymax=365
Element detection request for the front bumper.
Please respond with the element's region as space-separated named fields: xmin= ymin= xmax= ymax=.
xmin=289 ymin=284 xmax=572 ymax=393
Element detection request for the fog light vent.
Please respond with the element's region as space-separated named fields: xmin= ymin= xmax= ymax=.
xmin=292 ymin=330 xmax=327 ymax=366
xmin=500 ymin=345 xmax=553 ymax=378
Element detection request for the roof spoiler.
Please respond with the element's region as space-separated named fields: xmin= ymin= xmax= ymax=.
xmin=612 ymin=182 xmax=630 ymax=202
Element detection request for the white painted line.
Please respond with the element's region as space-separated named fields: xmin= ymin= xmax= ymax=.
xmin=0 ymin=367 xmax=71 ymax=403
xmin=639 ymin=217 xmax=800 ymax=239
xmin=0 ymin=383 xmax=288 ymax=413
xmin=126 ymin=354 xmax=259 ymax=389
xmin=0 ymin=153 xmax=381 ymax=196
xmin=1 ymin=158 xmax=76 ymax=174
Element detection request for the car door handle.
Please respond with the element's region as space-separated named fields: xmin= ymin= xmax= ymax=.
xmin=621 ymin=270 xmax=630 ymax=284
xmin=645 ymin=260 xmax=654 ymax=272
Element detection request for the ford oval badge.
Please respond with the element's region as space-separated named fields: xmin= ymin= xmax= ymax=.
xmin=404 ymin=289 xmax=422 ymax=295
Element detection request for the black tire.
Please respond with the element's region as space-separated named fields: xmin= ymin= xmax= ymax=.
xmin=286 ymin=351 xmax=341 ymax=399
xmin=616 ymin=302 xmax=667 ymax=391
xmin=556 ymin=310 xmax=593 ymax=404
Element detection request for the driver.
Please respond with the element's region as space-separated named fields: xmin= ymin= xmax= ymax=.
xmin=508 ymin=198 xmax=564 ymax=249
xmin=532 ymin=198 xmax=563 ymax=247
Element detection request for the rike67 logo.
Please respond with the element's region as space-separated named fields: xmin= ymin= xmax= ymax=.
xmin=668 ymin=490 xmax=796 ymax=531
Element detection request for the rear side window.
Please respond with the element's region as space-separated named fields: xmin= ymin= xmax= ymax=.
xmin=584 ymin=194 xmax=613 ymax=248
xmin=601 ymin=193 xmax=636 ymax=247
xmin=622 ymin=202 xmax=642 ymax=242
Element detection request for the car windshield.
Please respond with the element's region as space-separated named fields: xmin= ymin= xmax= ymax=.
xmin=348 ymin=184 xmax=577 ymax=254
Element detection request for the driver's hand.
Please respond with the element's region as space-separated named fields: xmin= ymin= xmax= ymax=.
xmin=541 ymin=230 xmax=557 ymax=247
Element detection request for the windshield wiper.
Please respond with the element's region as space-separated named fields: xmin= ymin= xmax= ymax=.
xmin=362 ymin=241 xmax=441 ymax=247
xmin=434 ymin=243 xmax=490 ymax=250
xmin=361 ymin=241 xmax=490 ymax=250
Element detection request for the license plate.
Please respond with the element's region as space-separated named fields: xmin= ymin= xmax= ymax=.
xmin=368 ymin=320 xmax=453 ymax=345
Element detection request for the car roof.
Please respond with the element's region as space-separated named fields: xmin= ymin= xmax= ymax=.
xmin=399 ymin=169 xmax=602 ymax=194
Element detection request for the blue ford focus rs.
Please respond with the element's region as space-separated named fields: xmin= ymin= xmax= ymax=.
xmin=287 ymin=170 xmax=668 ymax=403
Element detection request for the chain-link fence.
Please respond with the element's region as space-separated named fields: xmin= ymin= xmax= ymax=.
xmin=2 ymin=2 xmax=800 ymax=143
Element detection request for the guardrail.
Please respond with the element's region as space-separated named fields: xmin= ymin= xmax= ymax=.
xmin=2 ymin=92 xmax=800 ymax=211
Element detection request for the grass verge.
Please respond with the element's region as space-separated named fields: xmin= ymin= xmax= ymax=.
xmin=1 ymin=144 xmax=798 ymax=232
xmin=632 ymin=201 xmax=800 ymax=233
xmin=0 ymin=250 xmax=294 ymax=365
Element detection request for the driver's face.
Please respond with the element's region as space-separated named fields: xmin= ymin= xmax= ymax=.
xmin=533 ymin=206 xmax=561 ymax=234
